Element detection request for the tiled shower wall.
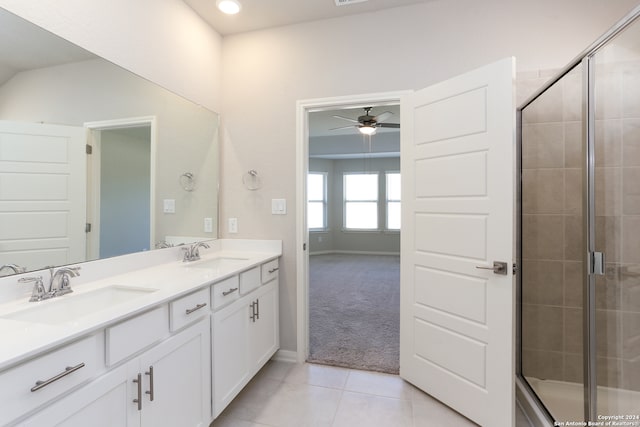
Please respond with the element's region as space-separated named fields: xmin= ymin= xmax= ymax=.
xmin=518 ymin=58 xmax=640 ymax=391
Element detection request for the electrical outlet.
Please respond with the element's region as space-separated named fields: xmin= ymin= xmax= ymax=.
xmin=228 ymin=218 xmax=238 ymax=233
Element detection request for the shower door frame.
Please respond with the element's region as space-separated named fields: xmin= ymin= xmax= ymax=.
xmin=516 ymin=4 xmax=640 ymax=424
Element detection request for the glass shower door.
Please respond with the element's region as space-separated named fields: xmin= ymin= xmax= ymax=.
xmin=520 ymin=63 xmax=586 ymax=422
xmin=592 ymin=18 xmax=640 ymax=419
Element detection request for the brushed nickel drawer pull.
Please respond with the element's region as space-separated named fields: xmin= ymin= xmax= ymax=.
xmin=185 ymin=302 xmax=207 ymax=315
xmin=222 ymin=287 xmax=238 ymax=296
xmin=133 ymin=373 xmax=142 ymax=410
xmin=30 ymin=363 xmax=85 ymax=392
xmin=145 ymin=366 xmax=154 ymax=401
xmin=268 ymin=267 xmax=279 ymax=274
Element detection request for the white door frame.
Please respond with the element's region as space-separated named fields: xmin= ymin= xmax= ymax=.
xmin=84 ymin=116 xmax=157 ymax=259
xmin=295 ymin=91 xmax=410 ymax=363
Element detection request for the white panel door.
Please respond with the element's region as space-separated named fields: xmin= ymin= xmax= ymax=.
xmin=0 ymin=121 xmax=86 ymax=271
xmin=400 ymin=58 xmax=515 ymax=427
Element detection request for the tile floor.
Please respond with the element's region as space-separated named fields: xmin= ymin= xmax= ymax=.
xmin=211 ymin=361 xmax=533 ymax=427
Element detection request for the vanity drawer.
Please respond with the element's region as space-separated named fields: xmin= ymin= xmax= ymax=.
xmin=0 ymin=334 xmax=99 ymax=426
xmin=170 ymin=287 xmax=210 ymax=331
xmin=105 ymin=305 xmax=169 ymax=366
xmin=212 ymin=275 xmax=240 ymax=311
xmin=261 ymin=259 xmax=279 ymax=284
xmin=239 ymin=267 xmax=260 ymax=295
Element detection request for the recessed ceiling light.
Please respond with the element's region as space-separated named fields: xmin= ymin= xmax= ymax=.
xmin=217 ymin=0 xmax=241 ymax=15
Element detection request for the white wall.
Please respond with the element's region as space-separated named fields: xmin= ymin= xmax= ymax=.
xmin=0 ymin=0 xmax=222 ymax=112
xmin=219 ymin=0 xmax=639 ymax=352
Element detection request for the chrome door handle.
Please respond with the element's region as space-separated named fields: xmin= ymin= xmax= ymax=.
xmin=133 ymin=373 xmax=142 ymax=411
xmin=30 ymin=363 xmax=85 ymax=392
xmin=222 ymin=287 xmax=238 ymax=296
xmin=475 ymin=261 xmax=508 ymax=275
xmin=145 ymin=365 xmax=154 ymax=401
xmin=185 ymin=302 xmax=207 ymax=315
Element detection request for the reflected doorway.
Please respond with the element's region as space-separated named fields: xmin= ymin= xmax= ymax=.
xmin=85 ymin=117 xmax=155 ymax=260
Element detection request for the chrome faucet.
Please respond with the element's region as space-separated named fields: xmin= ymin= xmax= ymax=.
xmin=0 ymin=264 xmax=26 ymax=276
xmin=48 ymin=266 xmax=81 ymax=297
xmin=182 ymin=242 xmax=210 ymax=262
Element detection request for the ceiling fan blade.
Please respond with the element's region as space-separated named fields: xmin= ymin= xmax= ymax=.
xmin=377 ymin=123 xmax=400 ymax=128
xmin=332 ymin=115 xmax=360 ymax=124
xmin=373 ymin=111 xmax=394 ymax=123
xmin=330 ymin=125 xmax=358 ymax=131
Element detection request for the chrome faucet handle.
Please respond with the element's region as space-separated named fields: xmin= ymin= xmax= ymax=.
xmin=49 ymin=266 xmax=81 ymax=296
xmin=19 ymin=276 xmax=49 ymax=302
xmin=181 ymin=247 xmax=192 ymax=262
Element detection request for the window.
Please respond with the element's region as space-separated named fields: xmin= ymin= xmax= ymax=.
xmin=344 ymin=173 xmax=378 ymax=230
xmin=307 ymin=172 xmax=327 ymax=230
xmin=386 ymin=172 xmax=401 ymax=230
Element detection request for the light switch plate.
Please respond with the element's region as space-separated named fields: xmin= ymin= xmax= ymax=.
xmin=163 ymin=199 xmax=175 ymax=214
xmin=271 ymin=199 xmax=286 ymax=215
xmin=204 ymin=217 xmax=213 ymax=233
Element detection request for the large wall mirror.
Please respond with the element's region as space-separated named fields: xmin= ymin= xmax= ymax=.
xmin=0 ymin=8 xmax=219 ymax=275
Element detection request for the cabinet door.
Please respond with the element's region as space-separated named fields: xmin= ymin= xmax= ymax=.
xmin=21 ymin=361 xmax=139 ymax=427
xmin=140 ymin=318 xmax=211 ymax=427
xmin=213 ymin=295 xmax=250 ymax=418
xmin=248 ymin=280 xmax=279 ymax=372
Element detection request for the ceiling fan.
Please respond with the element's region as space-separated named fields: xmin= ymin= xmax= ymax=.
xmin=330 ymin=107 xmax=400 ymax=135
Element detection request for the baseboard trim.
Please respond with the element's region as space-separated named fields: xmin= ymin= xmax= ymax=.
xmin=309 ymin=250 xmax=400 ymax=256
xmin=271 ymin=349 xmax=298 ymax=363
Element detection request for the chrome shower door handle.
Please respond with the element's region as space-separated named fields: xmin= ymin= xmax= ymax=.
xmin=475 ymin=261 xmax=508 ymax=275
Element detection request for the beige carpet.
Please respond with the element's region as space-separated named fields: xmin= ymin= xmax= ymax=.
xmin=308 ymin=253 xmax=400 ymax=374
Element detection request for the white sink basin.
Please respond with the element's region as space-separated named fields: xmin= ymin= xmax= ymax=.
xmin=0 ymin=285 xmax=158 ymax=325
xmin=186 ymin=257 xmax=249 ymax=270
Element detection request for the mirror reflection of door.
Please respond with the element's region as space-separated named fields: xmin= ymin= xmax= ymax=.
xmin=86 ymin=125 xmax=151 ymax=259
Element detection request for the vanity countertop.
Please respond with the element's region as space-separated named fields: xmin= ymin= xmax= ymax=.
xmin=0 ymin=243 xmax=281 ymax=371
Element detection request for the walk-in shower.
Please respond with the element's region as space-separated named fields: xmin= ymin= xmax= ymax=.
xmin=518 ymin=6 xmax=640 ymax=425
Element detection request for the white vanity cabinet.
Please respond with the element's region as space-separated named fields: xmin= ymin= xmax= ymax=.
xmin=21 ymin=318 xmax=210 ymax=427
xmin=212 ymin=258 xmax=280 ymax=418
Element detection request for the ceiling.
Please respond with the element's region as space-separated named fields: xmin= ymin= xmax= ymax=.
xmin=184 ymin=0 xmax=436 ymax=36
xmin=0 ymin=10 xmax=96 ymax=86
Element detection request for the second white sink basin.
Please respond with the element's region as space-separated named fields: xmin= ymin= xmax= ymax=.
xmin=0 ymin=285 xmax=158 ymax=325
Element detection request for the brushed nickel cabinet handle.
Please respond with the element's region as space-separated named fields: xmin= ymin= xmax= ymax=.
xmin=133 ymin=373 xmax=142 ymax=411
xmin=268 ymin=267 xmax=279 ymax=274
xmin=255 ymin=298 xmax=260 ymax=320
xmin=145 ymin=366 xmax=154 ymax=401
xmin=249 ymin=301 xmax=256 ymax=322
xmin=30 ymin=363 xmax=85 ymax=392
xmin=222 ymin=287 xmax=238 ymax=296
xmin=185 ymin=302 xmax=207 ymax=315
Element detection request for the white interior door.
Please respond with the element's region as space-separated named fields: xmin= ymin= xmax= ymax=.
xmin=0 ymin=121 xmax=86 ymax=271
xmin=399 ymin=57 xmax=515 ymax=427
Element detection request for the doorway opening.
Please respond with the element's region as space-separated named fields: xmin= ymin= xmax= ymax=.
xmin=296 ymin=92 xmax=408 ymax=372
xmin=85 ymin=117 xmax=156 ymax=260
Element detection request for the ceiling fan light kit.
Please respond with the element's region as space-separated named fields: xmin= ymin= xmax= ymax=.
xmin=216 ymin=0 xmax=241 ymax=15
xmin=358 ymin=125 xmax=377 ymax=135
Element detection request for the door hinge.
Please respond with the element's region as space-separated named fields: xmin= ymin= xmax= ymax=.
xmin=86 ymin=144 xmax=93 ymax=154
xmin=303 ymin=243 xmax=307 ymax=251
xmin=85 ymin=223 xmax=92 ymax=233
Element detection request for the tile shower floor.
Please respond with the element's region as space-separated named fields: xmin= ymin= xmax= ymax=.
xmin=211 ymin=361 xmax=533 ymax=427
